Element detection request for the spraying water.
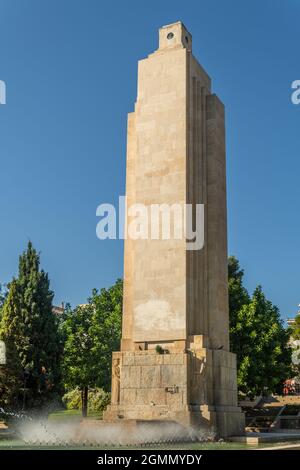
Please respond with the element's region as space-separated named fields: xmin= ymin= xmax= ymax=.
xmin=1 ymin=405 xmax=216 ymax=447
xmin=17 ymin=418 xmax=215 ymax=447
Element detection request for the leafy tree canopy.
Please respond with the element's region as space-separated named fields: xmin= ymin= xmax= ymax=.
xmin=229 ymin=257 xmax=292 ymax=397
xmin=61 ymin=279 xmax=122 ymax=415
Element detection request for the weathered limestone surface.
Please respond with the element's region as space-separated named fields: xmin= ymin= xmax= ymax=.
xmin=105 ymin=339 xmax=244 ymax=436
xmin=104 ymin=22 xmax=245 ymax=437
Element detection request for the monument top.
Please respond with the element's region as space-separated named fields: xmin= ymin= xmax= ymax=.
xmin=158 ymin=21 xmax=192 ymax=52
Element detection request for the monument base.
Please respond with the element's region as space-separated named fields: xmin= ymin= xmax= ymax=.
xmin=103 ymin=338 xmax=245 ymax=438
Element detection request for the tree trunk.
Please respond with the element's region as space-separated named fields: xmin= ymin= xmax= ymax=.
xmin=82 ymin=386 xmax=88 ymax=418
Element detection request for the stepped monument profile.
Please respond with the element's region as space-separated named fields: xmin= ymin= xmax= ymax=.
xmin=104 ymin=21 xmax=245 ymax=437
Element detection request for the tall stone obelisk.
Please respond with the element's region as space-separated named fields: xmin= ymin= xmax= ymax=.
xmin=104 ymin=22 xmax=245 ymax=437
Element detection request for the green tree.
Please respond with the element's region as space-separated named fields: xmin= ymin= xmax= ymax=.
xmin=229 ymin=261 xmax=292 ymax=397
xmin=0 ymin=284 xmax=7 ymax=321
xmin=289 ymin=313 xmax=300 ymax=340
xmin=0 ymin=241 xmax=61 ymax=407
xmin=228 ymin=256 xmax=250 ymax=355
xmin=61 ymin=279 xmax=122 ymax=417
xmin=90 ymin=279 xmax=123 ymax=391
xmin=0 ymin=284 xmax=6 ymax=306
xmin=0 ymin=331 xmax=22 ymax=408
xmin=61 ymin=303 xmax=96 ymax=417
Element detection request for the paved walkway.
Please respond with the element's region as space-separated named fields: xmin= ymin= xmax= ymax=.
xmin=260 ymin=443 xmax=300 ymax=450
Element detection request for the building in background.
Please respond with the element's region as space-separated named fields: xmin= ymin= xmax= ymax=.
xmin=52 ymin=303 xmax=64 ymax=316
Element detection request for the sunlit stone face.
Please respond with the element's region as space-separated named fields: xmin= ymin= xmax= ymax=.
xmin=103 ymin=22 xmax=245 ymax=438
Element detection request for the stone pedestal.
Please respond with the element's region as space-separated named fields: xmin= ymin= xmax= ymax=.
xmin=104 ymin=336 xmax=244 ymax=438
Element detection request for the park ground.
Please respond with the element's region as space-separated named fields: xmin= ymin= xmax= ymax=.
xmin=1 ymin=410 xmax=300 ymax=450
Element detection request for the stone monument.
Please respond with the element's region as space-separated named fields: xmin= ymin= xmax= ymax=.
xmin=104 ymin=22 xmax=245 ymax=437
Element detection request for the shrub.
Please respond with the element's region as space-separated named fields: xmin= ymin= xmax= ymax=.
xmin=155 ymin=345 xmax=164 ymax=354
xmin=88 ymin=388 xmax=110 ymax=413
xmin=62 ymin=387 xmax=110 ymax=413
xmin=62 ymin=387 xmax=82 ymax=410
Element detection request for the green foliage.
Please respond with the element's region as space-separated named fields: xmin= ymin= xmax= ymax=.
xmin=88 ymin=388 xmax=110 ymax=413
xmin=0 ymin=241 xmax=61 ymax=407
xmin=0 ymin=339 xmax=22 ymax=408
xmin=61 ymin=279 xmax=122 ymax=414
xmin=62 ymin=387 xmax=110 ymax=413
xmin=229 ymin=257 xmax=292 ymax=397
xmin=62 ymin=387 xmax=82 ymax=410
xmin=0 ymin=286 xmax=5 ymax=306
xmin=0 ymin=284 xmax=7 ymax=322
xmin=61 ymin=303 xmax=96 ymax=391
xmin=289 ymin=313 xmax=300 ymax=341
xmin=89 ymin=279 xmax=123 ymax=391
xmin=228 ymin=256 xmax=250 ymax=337
xmin=155 ymin=345 xmax=164 ymax=354
xmin=228 ymin=256 xmax=251 ymax=358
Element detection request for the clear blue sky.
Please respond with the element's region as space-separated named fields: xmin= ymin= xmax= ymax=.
xmin=0 ymin=0 xmax=299 ymax=320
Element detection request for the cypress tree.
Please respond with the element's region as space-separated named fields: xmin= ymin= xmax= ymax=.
xmin=0 ymin=241 xmax=61 ymax=407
